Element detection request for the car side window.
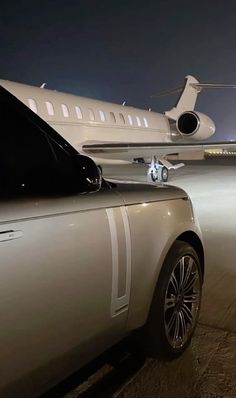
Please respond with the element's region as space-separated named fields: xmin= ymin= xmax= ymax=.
xmin=0 ymin=90 xmax=63 ymax=195
xmin=0 ymin=86 xmax=103 ymax=196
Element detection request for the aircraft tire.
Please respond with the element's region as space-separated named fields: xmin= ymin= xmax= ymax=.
xmin=161 ymin=166 xmax=168 ymax=182
xmin=150 ymin=169 xmax=158 ymax=182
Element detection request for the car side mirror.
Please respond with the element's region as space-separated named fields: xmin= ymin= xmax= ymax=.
xmin=72 ymin=155 xmax=102 ymax=193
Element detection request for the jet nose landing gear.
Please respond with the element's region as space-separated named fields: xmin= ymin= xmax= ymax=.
xmin=147 ymin=157 xmax=169 ymax=183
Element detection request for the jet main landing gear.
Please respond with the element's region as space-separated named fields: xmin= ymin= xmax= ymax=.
xmin=147 ymin=157 xmax=169 ymax=183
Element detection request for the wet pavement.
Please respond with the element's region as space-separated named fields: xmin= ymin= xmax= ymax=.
xmin=116 ymin=324 xmax=236 ymax=398
xmin=57 ymin=323 xmax=236 ymax=398
xmin=47 ymin=159 xmax=236 ymax=398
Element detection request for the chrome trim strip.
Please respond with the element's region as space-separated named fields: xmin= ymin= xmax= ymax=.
xmin=106 ymin=206 xmax=131 ymax=317
xmin=106 ymin=208 xmax=119 ymax=317
xmin=117 ymin=206 xmax=131 ymax=309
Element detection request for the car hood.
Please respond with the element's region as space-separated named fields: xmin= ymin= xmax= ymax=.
xmin=108 ymin=180 xmax=189 ymax=206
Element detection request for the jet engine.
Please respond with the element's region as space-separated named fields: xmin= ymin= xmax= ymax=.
xmin=176 ymin=111 xmax=215 ymax=140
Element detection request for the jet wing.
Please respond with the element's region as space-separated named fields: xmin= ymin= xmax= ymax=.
xmin=82 ymin=141 xmax=236 ymax=161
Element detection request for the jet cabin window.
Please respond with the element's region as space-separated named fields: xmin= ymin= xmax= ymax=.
xmin=28 ymin=98 xmax=38 ymax=114
xmin=136 ymin=116 xmax=141 ymax=127
xmin=61 ymin=104 xmax=69 ymax=118
xmin=110 ymin=112 xmax=116 ymax=123
xmin=128 ymin=114 xmax=133 ymax=126
xmin=89 ymin=109 xmax=95 ymax=121
xmin=143 ymin=117 xmax=149 ymax=128
xmin=75 ymin=106 xmax=83 ymax=119
xmin=99 ymin=110 xmax=105 ymax=122
xmin=119 ymin=113 xmax=125 ymax=124
xmin=45 ymin=101 xmax=54 ymax=116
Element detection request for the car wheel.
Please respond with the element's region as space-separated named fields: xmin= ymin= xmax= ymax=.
xmin=142 ymin=240 xmax=202 ymax=359
xmin=161 ymin=166 xmax=168 ymax=182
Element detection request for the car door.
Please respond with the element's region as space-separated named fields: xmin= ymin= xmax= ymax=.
xmin=0 ymin=90 xmax=131 ymax=397
xmin=0 ymin=192 xmax=132 ymax=396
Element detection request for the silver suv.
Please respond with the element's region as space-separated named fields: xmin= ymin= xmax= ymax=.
xmin=0 ymin=87 xmax=204 ymax=397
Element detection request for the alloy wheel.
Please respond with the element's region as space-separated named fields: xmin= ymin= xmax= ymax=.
xmin=164 ymin=255 xmax=201 ymax=349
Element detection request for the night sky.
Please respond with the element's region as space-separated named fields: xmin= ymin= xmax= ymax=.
xmin=1 ymin=0 xmax=236 ymax=140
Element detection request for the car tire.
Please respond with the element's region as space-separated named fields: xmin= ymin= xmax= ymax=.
xmin=140 ymin=240 xmax=202 ymax=360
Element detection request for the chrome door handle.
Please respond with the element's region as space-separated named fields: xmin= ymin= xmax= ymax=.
xmin=0 ymin=230 xmax=23 ymax=242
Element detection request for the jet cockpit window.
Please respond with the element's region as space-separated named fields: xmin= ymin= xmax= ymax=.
xmin=75 ymin=106 xmax=83 ymax=119
xmin=89 ymin=109 xmax=95 ymax=121
xmin=28 ymin=98 xmax=38 ymax=114
xmin=45 ymin=101 xmax=54 ymax=116
xmin=136 ymin=116 xmax=141 ymax=127
xmin=99 ymin=110 xmax=106 ymax=122
xmin=119 ymin=113 xmax=125 ymax=124
xmin=143 ymin=117 xmax=149 ymax=128
xmin=61 ymin=104 xmax=69 ymax=118
xmin=128 ymin=114 xmax=133 ymax=126
xmin=110 ymin=112 xmax=116 ymax=123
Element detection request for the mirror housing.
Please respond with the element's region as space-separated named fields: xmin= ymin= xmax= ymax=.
xmin=71 ymin=155 xmax=102 ymax=193
xmin=5 ymin=155 xmax=102 ymax=196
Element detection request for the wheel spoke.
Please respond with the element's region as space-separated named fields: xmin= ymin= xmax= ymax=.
xmin=173 ymin=311 xmax=180 ymax=343
xmin=183 ymin=258 xmax=194 ymax=288
xmin=169 ymin=272 xmax=179 ymax=294
xmin=182 ymin=304 xmax=193 ymax=325
xmin=179 ymin=257 xmax=185 ymax=289
xmin=184 ymin=271 xmax=199 ymax=294
xmin=166 ymin=310 xmax=177 ymax=334
xmin=179 ymin=310 xmax=187 ymax=340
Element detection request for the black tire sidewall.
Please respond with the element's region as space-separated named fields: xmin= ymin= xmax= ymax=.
xmin=161 ymin=166 xmax=168 ymax=182
xmin=151 ymin=170 xmax=158 ymax=182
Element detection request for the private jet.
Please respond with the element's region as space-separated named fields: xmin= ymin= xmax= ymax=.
xmin=1 ymin=75 xmax=236 ymax=182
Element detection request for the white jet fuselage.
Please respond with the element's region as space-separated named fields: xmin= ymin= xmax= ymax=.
xmin=0 ymin=79 xmax=172 ymax=162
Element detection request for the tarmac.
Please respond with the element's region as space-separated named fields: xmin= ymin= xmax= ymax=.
xmin=53 ymin=158 xmax=236 ymax=398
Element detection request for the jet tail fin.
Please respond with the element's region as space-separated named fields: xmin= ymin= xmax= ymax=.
xmin=164 ymin=75 xmax=236 ymax=120
xmin=165 ymin=75 xmax=200 ymax=120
